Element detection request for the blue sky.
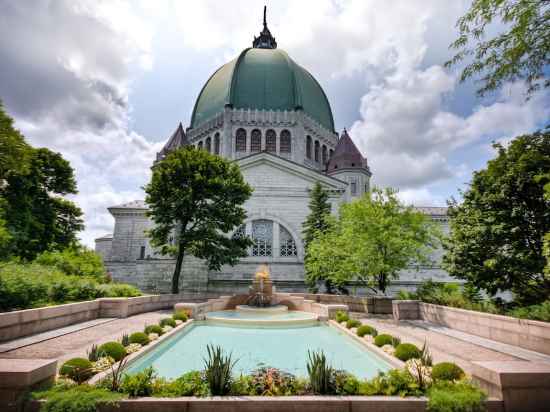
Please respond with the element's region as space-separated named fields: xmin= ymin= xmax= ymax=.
xmin=0 ymin=0 xmax=548 ymax=246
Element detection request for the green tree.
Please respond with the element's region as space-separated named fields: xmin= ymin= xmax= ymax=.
xmin=145 ymin=146 xmax=253 ymax=294
xmin=446 ymin=0 xmax=549 ymax=98
xmin=0 ymin=100 xmax=30 ymax=180
xmin=35 ymin=245 xmax=106 ymax=280
xmin=443 ymin=130 xmax=550 ymax=305
xmin=306 ymin=188 xmax=440 ymax=294
xmin=1 ymin=147 xmax=84 ymax=260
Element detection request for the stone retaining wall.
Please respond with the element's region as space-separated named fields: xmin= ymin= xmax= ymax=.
xmin=291 ymin=293 xmax=393 ymax=314
xmin=392 ymin=300 xmax=550 ymax=356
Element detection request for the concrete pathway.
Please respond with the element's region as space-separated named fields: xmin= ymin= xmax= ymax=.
xmin=0 ymin=310 xmax=171 ymax=369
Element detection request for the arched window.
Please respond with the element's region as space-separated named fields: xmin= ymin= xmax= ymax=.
xmin=329 ymin=149 xmax=334 ymax=159
xmin=205 ymin=137 xmax=212 ymax=153
xmin=306 ymin=136 xmax=312 ymax=159
xmin=314 ymin=141 xmax=320 ymax=162
xmin=251 ymin=220 xmax=272 ymax=257
xmin=280 ymin=226 xmax=297 ymax=257
xmin=280 ymin=130 xmax=291 ymax=153
xmin=251 ymin=129 xmax=261 ymax=152
xmin=198 ymin=141 xmax=203 ymax=150
xmin=266 ymin=129 xmax=276 ymax=152
xmin=236 ymin=128 xmax=246 ymax=152
xmin=214 ymin=133 xmax=220 ymax=154
xmin=322 ymin=145 xmax=328 ymax=165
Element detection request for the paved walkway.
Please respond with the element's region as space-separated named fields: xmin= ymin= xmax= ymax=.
xmin=355 ymin=314 xmax=523 ymax=374
xmin=0 ymin=310 xmax=170 ymax=369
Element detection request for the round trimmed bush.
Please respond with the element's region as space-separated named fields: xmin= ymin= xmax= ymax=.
xmin=345 ymin=319 xmax=361 ymax=329
xmin=144 ymin=324 xmax=164 ymax=336
xmin=98 ymin=341 xmax=127 ymax=361
xmin=173 ymin=311 xmax=188 ymax=322
xmin=374 ymin=334 xmax=394 ymax=347
xmin=356 ymin=325 xmax=378 ymax=337
xmin=159 ymin=317 xmax=176 ymax=328
xmin=394 ymin=343 xmax=421 ymax=361
xmin=431 ymin=362 xmax=465 ymax=381
xmin=129 ymin=332 xmax=150 ymax=346
xmin=59 ymin=358 xmax=95 ymax=382
xmin=335 ymin=311 xmax=349 ymax=323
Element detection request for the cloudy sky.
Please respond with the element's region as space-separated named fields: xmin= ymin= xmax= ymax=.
xmin=0 ymin=0 xmax=548 ymax=247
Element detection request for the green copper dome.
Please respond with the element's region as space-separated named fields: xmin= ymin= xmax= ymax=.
xmin=190 ymin=47 xmax=335 ymax=132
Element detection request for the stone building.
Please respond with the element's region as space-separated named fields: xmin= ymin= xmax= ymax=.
xmin=96 ymin=11 xmax=452 ymax=294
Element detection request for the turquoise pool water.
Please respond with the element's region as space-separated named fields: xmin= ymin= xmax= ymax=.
xmin=126 ymin=322 xmax=392 ymax=379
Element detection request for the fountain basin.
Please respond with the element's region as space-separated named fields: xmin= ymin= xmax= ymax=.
xmin=235 ymin=304 xmax=288 ymax=314
xmin=205 ymin=309 xmax=318 ymax=327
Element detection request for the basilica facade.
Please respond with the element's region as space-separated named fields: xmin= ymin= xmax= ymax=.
xmin=95 ymin=12 xmax=452 ymax=294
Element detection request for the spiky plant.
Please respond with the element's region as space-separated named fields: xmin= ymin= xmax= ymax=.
xmin=120 ymin=333 xmax=130 ymax=347
xmin=203 ymin=344 xmax=236 ymax=395
xmin=306 ymin=350 xmax=333 ymax=394
xmin=87 ymin=344 xmax=100 ymax=362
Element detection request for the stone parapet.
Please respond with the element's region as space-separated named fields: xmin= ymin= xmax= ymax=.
xmin=392 ymin=300 xmax=420 ymax=320
xmin=291 ymin=293 xmax=393 ymax=314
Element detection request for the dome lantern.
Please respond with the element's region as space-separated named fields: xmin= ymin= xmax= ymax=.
xmin=253 ymin=6 xmax=277 ymax=49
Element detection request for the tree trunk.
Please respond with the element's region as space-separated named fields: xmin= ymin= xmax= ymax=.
xmin=377 ymin=273 xmax=388 ymax=294
xmin=172 ymin=245 xmax=185 ymax=294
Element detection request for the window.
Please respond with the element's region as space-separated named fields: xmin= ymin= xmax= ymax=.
xmin=251 ymin=220 xmax=272 ymax=257
xmin=251 ymin=129 xmax=261 ymax=152
xmin=329 ymin=149 xmax=334 ymax=159
xmin=351 ymin=182 xmax=357 ymax=195
xmin=139 ymin=246 xmax=145 ymax=260
xmin=322 ymin=145 xmax=328 ymax=165
xmin=280 ymin=130 xmax=291 ymax=153
xmin=198 ymin=141 xmax=203 ymax=150
xmin=280 ymin=226 xmax=297 ymax=256
xmin=205 ymin=137 xmax=212 ymax=153
xmin=306 ymin=136 xmax=312 ymax=159
xmin=314 ymin=141 xmax=320 ymax=162
xmin=214 ymin=133 xmax=220 ymax=154
xmin=236 ymin=128 xmax=246 ymax=152
xmin=266 ymin=129 xmax=276 ymax=152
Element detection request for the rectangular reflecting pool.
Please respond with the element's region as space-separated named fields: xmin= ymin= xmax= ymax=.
xmin=126 ymin=322 xmax=392 ymax=379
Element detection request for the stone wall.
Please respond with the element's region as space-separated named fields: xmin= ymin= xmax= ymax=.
xmin=292 ymin=293 xmax=393 ymax=314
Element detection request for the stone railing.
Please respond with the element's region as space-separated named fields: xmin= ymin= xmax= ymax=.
xmin=291 ymin=293 xmax=393 ymax=314
xmin=392 ymin=300 xmax=550 ymax=356
xmin=0 ymin=293 xmax=217 ymax=342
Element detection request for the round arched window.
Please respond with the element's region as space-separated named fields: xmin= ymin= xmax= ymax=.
xmin=236 ymin=128 xmax=247 ymax=152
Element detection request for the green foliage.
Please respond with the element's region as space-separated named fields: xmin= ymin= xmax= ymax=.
xmin=35 ymin=246 xmax=106 ymax=279
xmin=159 ymin=317 xmax=176 ymax=328
xmin=0 ymin=100 xmax=30 ymax=181
xmin=431 ymin=362 xmax=465 ymax=382
xmin=0 ymin=262 xmax=140 ymax=311
xmin=120 ymin=333 xmax=130 ymax=347
xmin=443 ymin=131 xmax=550 ymax=305
xmin=129 ymin=332 xmax=149 ymax=346
xmin=59 ymin=358 xmax=95 ymax=383
xmin=145 ymin=146 xmax=253 ymax=293
xmin=97 ymin=283 xmax=142 ymax=298
xmin=306 ymin=350 xmax=333 ymax=394
xmin=306 ymin=188 xmax=441 ymax=293
xmin=120 ymin=367 xmax=156 ymax=397
xmin=427 ymin=380 xmax=487 ymax=412
xmin=356 ymin=324 xmax=378 ymax=337
xmin=333 ymin=370 xmax=361 ymax=395
xmin=335 ymin=310 xmax=349 ymax=323
xmin=360 ymin=369 xmax=422 ymax=397
xmin=152 ymin=371 xmax=210 ymax=397
xmin=98 ymin=342 xmax=127 ymax=362
xmin=144 ymin=324 xmax=164 ymax=335
xmin=36 ymin=385 xmax=125 ymax=412
xmin=374 ymin=334 xmax=395 ymax=347
xmin=415 ymin=280 xmax=498 ymax=313
xmin=346 ymin=319 xmax=361 ymax=329
xmin=445 ymin=0 xmax=549 ymax=98
xmin=203 ymin=344 xmax=235 ymax=396
xmin=507 ymin=300 xmax=550 ymax=322
xmin=394 ymin=343 xmax=421 ymax=362
xmin=248 ymin=366 xmax=307 ymax=396
xmin=87 ymin=344 xmax=100 ymax=362
xmin=173 ymin=311 xmax=188 ymax=321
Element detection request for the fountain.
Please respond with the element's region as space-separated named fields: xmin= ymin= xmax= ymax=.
xmin=238 ymin=264 xmax=288 ymax=314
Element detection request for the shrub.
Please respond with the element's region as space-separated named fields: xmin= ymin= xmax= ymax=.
xmin=173 ymin=311 xmax=188 ymax=322
xmin=431 ymin=362 xmax=465 ymax=381
xmin=346 ymin=319 xmax=361 ymax=329
xmin=360 ymin=369 xmax=423 ymax=397
xmin=427 ymin=381 xmax=487 ymax=412
xmin=97 ymin=283 xmax=141 ymax=298
xmin=129 ymin=332 xmax=150 ymax=346
xmin=59 ymin=358 xmax=95 ymax=383
xmin=508 ymin=300 xmax=550 ymax=322
xmin=35 ymin=385 xmax=125 ymax=412
xmin=98 ymin=342 xmax=127 ymax=362
xmin=307 ymin=350 xmax=333 ymax=394
xmin=231 ymin=374 xmax=254 ymax=395
xmin=374 ymin=334 xmax=394 ymax=347
xmin=152 ymin=371 xmax=210 ymax=397
xmin=144 ymin=324 xmax=164 ymax=336
xmin=247 ymin=366 xmax=305 ymax=396
xmin=120 ymin=367 xmax=156 ymax=397
xmin=356 ymin=324 xmax=378 ymax=337
xmin=335 ymin=311 xmax=349 ymax=323
xmin=35 ymin=246 xmax=106 ymax=279
xmin=87 ymin=344 xmax=100 ymax=362
xmin=394 ymin=343 xmax=421 ymax=361
xmin=159 ymin=317 xmax=177 ymax=328
xmin=333 ymin=370 xmax=360 ymax=395
xmin=204 ymin=345 xmax=235 ymax=396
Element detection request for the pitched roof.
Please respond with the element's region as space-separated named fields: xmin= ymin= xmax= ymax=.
xmin=156 ymin=123 xmax=187 ymax=161
xmin=327 ymin=129 xmax=368 ymax=173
